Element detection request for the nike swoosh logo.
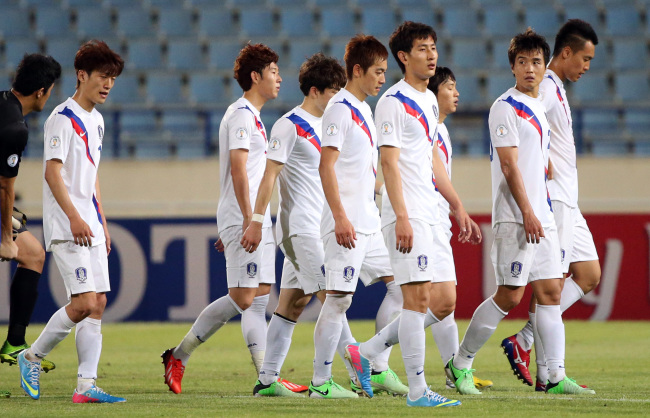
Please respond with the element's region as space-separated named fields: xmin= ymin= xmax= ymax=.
xmin=526 ymin=115 xmax=534 ymax=121
xmin=81 ymin=131 xmax=88 ymax=137
xmin=416 ymin=370 xmax=424 ymax=375
xmin=306 ymin=135 xmax=314 ymax=140
xmin=312 ymin=387 xmax=329 ymax=396
xmin=357 ymin=121 xmax=365 ymax=127
xmin=417 ymin=112 xmax=423 ymax=119
xmin=21 ymin=375 xmax=38 ymax=397
xmin=324 ymin=361 xmax=333 ymax=365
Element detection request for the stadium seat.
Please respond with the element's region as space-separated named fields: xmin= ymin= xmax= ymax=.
xmin=624 ymin=108 xmax=650 ymax=136
xmin=209 ymin=40 xmax=245 ymax=70
xmin=612 ymin=39 xmax=648 ymax=70
xmin=240 ymin=9 xmax=275 ymax=37
xmin=198 ymin=9 xmax=238 ymax=38
xmin=454 ymin=72 xmax=484 ymax=107
xmin=327 ymin=38 xmax=348 ymax=64
xmin=157 ymin=7 xmax=195 ymax=38
xmin=571 ymin=71 xmax=610 ymax=104
xmin=120 ymin=110 xmax=158 ymax=133
xmin=167 ymin=39 xmax=207 ymax=71
xmin=279 ymin=8 xmax=317 ymax=37
xmin=582 ymin=108 xmax=620 ymax=136
xmin=23 ymin=0 xmax=63 ymax=8
xmin=615 ymin=71 xmax=650 ymax=103
xmin=66 ymin=0 xmax=102 ymax=6
xmin=0 ymin=9 xmax=32 ymax=39
xmin=146 ymin=74 xmax=185 ymax=105
xmin=524 ymin=6 xmax=561 ymax=40
xmin=490 ymin=38 xmax=512 ymax=69
xmin=109 ymin=73 xmax=145 ymax=105
xmin=562 ymin=6 xmax=602 ymax=32
xmin=394 ymin=0 xmax=428 ymax=6
xmin=483 ymin=8 xmax=521 ymax=38
xmin=486 ymin=73 xmax=515 ymax=102
xmin=606 ymin=7 xmax=642 ymax=36
xmin=275 ymin=70 xmax=304 ymax=107
xmin=189 ymin=73 xmax=228 ymax=105
xmin=360 ymin=8 xmax=397 ymax=38
xmin=4 ymin=39 xmax=40 ymax=70
xmin=272 ymin=0 xmax=309 ymax=6
xmin=320 ymin=9 xmax=358 ymax=38
xmin=189 ymin=0 xmax=229 ymax=7
xmin=116 ymin=8 xmax=155 ymax=38
xmin=451 ymin=39 xmax=488 ymax=71
xmin=75 ymin=7 xmax=115 ymax=39
xmin=35 ymin=7 xmax=71 ymax=38
xmin=45 ymin=38 xmax=82 ymax=70
xmin=161 ymin=110 xmax=206 ymax=158
xmin=148 ymin=0 xmax=186 ymax=7
xmin=399 ymin=8 xmax=436 ymax=27
xmin=442 ymin=7 xmax=480 ymax=37
xmin=586 ymin=43 xmax=608 ymax=71
xmin=56 ymin=73 xmax=78 ymax=102
xmin=288 ymin=40 xmax=324 ymax=69
xmin=126 ymin=38 xmax=163 ymax=70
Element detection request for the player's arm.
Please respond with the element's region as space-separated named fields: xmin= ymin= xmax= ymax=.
xmin=230 ymin=148 xmax=252 ymax=233
xmin=320 ymin=146 xmax=355 ymax=249
xmin=432 ymin=145 xmax=475 ymax=243
xmin=241 ymin=159 xmax=284 ymax=253
xmin=380 ymin=145 xmax=412 ymax=253
xmin=44 ymin=158 xmax=94 ymax=246
xmin=0 ymin=175 xmax=18 ymax=260
xmin=374 ymin=179 xmax=384 ymax=196
xmin=94 ymin=174 xmax=110 ymax=255
xmin=495 ymin=146 xmax=544 ymax=244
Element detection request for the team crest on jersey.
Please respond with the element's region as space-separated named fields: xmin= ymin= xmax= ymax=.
xmin=511 ymin=261 xmax=522 ymax=278
xmin=321 ymin=265 xmax=325 ymax=277
xmin=343 ymin=266 xmax=355 ymax=283
xmin=433 ymin=105 xmax=439 ymax=119
xmin=270 ymin=137 xmax=281 ymax=150
xmin=49 ymin=136 xmax=61 ymax=148
xmin=98 ymin=125 xmax=104 ymax=141
xmin=380 ymin=121 xmax=393 ymax=135
xmin=246 ymin=262 xmax=258 ymax=277
xmin=495 ymin=124 xmax=508 ymax=137
xmin=6 ymin=154 xmax=18 ymax=168
xmin=417 ymin=254 xmax=428 ymax=271
xmin=236 ymin=127 xmax=249 ymax=140
xmin=326 ymin=123 xmax=338 ymax=136
xmin=75 ymin=267 xmax=88 ymax=283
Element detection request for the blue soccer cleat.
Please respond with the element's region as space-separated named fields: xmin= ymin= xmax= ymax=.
xmin=407 ymin=387 xmax=461 ymax=407
xmin=344 ymin=343 xmax=373 ymax=398
xmin=72 ymin=385 xmax=126 ymax=403
xmin=18 ymin=351 xmax=41 ymax=400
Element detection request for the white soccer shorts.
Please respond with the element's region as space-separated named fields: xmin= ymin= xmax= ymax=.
xmin=221 ymin=225 xmax=275 ymax=288
xmin=51 ymin=241 xmax=110 ymax=299
xmin=279 ymin=234 xmax=325 ymax=295
xmin=553 ymin=200 xmax=599 ymax=273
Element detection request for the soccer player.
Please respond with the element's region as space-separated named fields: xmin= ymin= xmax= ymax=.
xmin=500 ymin=19 xmax=601 ymax=391
xmin=17 ymin=40 xmax=126 ymax=403
xmin=446 ymin=29 xmax=594 ymax=396
xmin=0 ymin=54 xmax=61 ymax=380
xmin=162 ymin=43 xmax=282 ymax=395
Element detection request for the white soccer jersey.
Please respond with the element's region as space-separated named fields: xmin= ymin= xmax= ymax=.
xmin=540 ymin=69 xmax=578 ymax=208
xmin=217 ymin=97 xmax=272 ymax=233
xmin=375 ymin=80 xmax=439 ymax=227
xmin=489 ymin=88 xmax=555 ymax=228
xmin=42 ymin=98 xmax=106 ymax=251
xmin=320 ymin=88 xmax=380 ymax=236
xmin=436 ymin=122 xmax=453 ymax=231
xmin=267 ymin=106 xmax=324 ymax=243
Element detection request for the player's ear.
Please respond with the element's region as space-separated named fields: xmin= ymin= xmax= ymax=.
xmin=352 ymin=63 xmax=363 ymax=78
xmin=562 ymin=46 xmax=572 ymax=59
xmin=251 ymin=70 xmax=261 ymax=85
xmin=397 ymin=50 xmax=408 ymax=66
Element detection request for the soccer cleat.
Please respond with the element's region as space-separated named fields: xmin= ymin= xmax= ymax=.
xmin=500 ymin=335 xmax=533 ymax=386
xmin=0 ymin=390 xmax=10 ymax=398
xmin=546 ymin=377 xmax=595 ymax=395
xmin=253 ymin=380 xmax=304 ymax=397
xmin=446 ymin=357 xmax=481 ymax=395
xmin=1 ymin=341 xmax=55 ymax=372
xmin=344 ymin=343 xmax=373 ymax=398
xmin=535 ymin=378 xmax=546 ymax=392
xmin=445 ymin=377 xmax=456 ymax=389
xmin=350 ymin=378 xmax=362 ymax=394
xmin=277 ymin=377 xmax=308 ymax=393
xmin=473 ymin=375 xmax=493 ymax=389
xmin=309 ymin=378 xmax=359 ymax=399
xmin=370 ymin=369 xmax=408 ymax=396
xmin=72 ymin=385 xmax=126 ymax=403
xmin=407 ymin=387 xmax=461 ymax=407
xmin=18 ymin=352 xmax=41 ymax=400
xmin=161 ymin=348 xmax=185 ymax=394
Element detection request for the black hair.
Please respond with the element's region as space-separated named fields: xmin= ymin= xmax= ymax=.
xmin=12 ymin=54 xmax=62 ymax=96
xmin=428 ymin=66 xmax=456 ymax=96
xmin=552 ymin=19 xmax=599 ymax=57
xmin=389 ymin=21 xmax=437 ymax=73
xmin=508 ymin=28 xmax=551 ymax=67
xmin=298 ymin=53 xmax=346 ymax=96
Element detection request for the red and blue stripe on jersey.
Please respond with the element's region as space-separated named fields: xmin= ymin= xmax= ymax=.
xmin=546 ymin=75 xmax=570 ymax=127
xmin=337 ymin=98 xmax=373 ymax=146
xmin=58 ymin=107 xmax=95 ymax=166
xmin=437 ymin=132 xmax=449 ymax=165
xmin=388 ymin=91 xmax=433 ymax=144
xmin=240 ymin=105 xmax=268 ymax=152
xmin=287 ymin=113 xmax=321 ymax=152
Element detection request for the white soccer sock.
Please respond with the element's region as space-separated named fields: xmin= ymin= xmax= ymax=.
xmin=530 ymin=311 xmax=548 ymax=384
xmin=174 ymin=295 xmax=242 ymax=365
xmin=30 ymin=306 xmax=76 ymax=359
xmin=312 ymin=294 xmax=352 ymax=386
xmin=399 ymin=309 xmax=427 ymax=398
xmin=560 ymin=277 xmax=585 ymax=313
xmin=372 ymin=281 xmax=402 ymax=373
xmin=336 ymin=316 xmax=357 ymax=380
xmin=359 ymin=315 xmax=400 ymax=362
xmin=75 ymin=317 xmax=102 ymax=383
xmin=516 ymin=318 xmax=535 ymax=352
xmin=535 ymin=304 xmax=565 ymax=384
xmin=455 ymin=297 xmax=507 ymax=370
xmin=424 ymin=308 xmax=440 ymax=328
xmin=430 ymin=311 xmax=459 ymax=366
xmin=258 ymin=313 xmax=296 ymax=385
xmin=242 ymin=294 xmax=270 ymax=374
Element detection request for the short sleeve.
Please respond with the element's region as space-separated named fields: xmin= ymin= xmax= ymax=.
xmin=539 ymin=78 xmax=557 ymax=112
xmin=375 ymin=96 xmax=405 ymax=148
xmin=267 ymin=116 xmax=297 ymax=164
xmin=43 ymin=113 xmax=73 ymax=164
xmin=489 ymin=100 xmax=519 ymax=148
xmin=321 ymin=103 xmax=352 ymax=150
xmin=0 ymin=124 xmax=27 ymax=178
xmin=227 ymin=108 xmax=256 ymax=151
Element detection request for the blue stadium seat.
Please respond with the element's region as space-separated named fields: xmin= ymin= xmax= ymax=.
xmin=189 ymin=73 xmax=227 ymax=105
xmin=147 ymin=73 xmax=185 ymax=105
xmin=119 ymin=110 xmax=170 ymax=159
xmin=158 ymin=8 xmax=195 ymax=38
xmin=109 ymin=73 xmax=144 ymax=105
xmin=127 ymin=38 xmax=163 ymax=70
xmin=571 ymin=71 xmax=610 ymax=104
xmin=240 ymin=9 xmax=275 ymax=37
xmin=360 ymin=8 xmax=397 ymax=38
xmin=320 ymin=9 xmax=357 ymax=38
xmin=612 ymin=39 xmax=647 ymax=70
xmin=76 ymin=7 xmax=115 ymax=39
xmin=606 ymin=7 xmax=642 ymax=36
xmin=66 ymin=0 xmax=102 ymax=6
xmin=272 ymin=0 xmax=309 ymax=6
xmin=56 ymin=73 xmax=78 ymax=102
xmin=524 ymin=6 xmax=561 ymax=40
xmin=562 ymin=6 xmax=601 ymax=32
xmin=209 ymin=40 xmax=244 ymax=70
xmin=3 ymin=39 xmax=40 ymax=70
xmin=276 ymin=70 xmax=304 ymax=107
xmin=624 ymin=109 xmax=650 ymax=136
xmin=313 ymin=0 xmax=348 ymax=7
xmin=394 ymin=0 xmax=427 ymax=6
xmin=198 ymin=9 xmax=238 ymax=38
xmin=149 ymin=0 xmax=186 ymax=7
xmin=615 ymin=71 xmax=650 ymax=103
xmin=46 ymin=38 xmax=81 ymax=70
xmin=454 ymin=72 xmax=484 ymax=107
xmin=327 ymin=38 xmax=348 ymax=64
xmin=279 ymin=8 xmax=317 ymax=37
xmin=582 ymin=108 xmax=620 ymax=136
xmin=167 ymin=39 xmax=206 ymax=71
xmin=288 ymin=40 xmax=324 ymax=69
xmin=585 ymin=43 xmax=608 ymax=71
xmin=23 ymin=0 xmax=63 ymax=7
xmin=483 ymin=8 xmax=521 ymax=38
xmin=161 ymin=110 xmax=206 ymax=158
xmin=452 ymin=39 xmax=488 ymax=70
xmin=35 ymin=7 xmax=71 ymax=38
xmin=442 ymin=8 xmax=480 ymax=37
xmin=490 ymin=38 xmax=512 ymax=69
xmin=231 ymin=0 xmax=267 ymax=6
xmin=400 ymin=8 xmax=436 ymax=27
xmin=0 ymin=9 xmax=32 ymax=38
xmin=486 ymin=73 xmax=515 ymax=101
xmin=117 ymin=8 xmax=155 ymax=38
xmin=189 ymin=0 xmax=229 ymax=6
xmin=120 ymin=110 xmax=158 ymax=133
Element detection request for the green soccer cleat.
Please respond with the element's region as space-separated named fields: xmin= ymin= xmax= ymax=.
xmin=309 ymin=378 xmax=359 ymax=399
xmin=370 ymin=369 xmax=409 ymax=396
xmin=1 ymin=341 xmax=55 ymax=373
xmin=253 ymin=380 xmax=304 ymax=397
xmin=350 ymin=378 xmax=362 ymax=395
xmin=546 ymin=377 xmax=596 ymax=395
xmin=446 ymin=357 xmax=481 ymax=395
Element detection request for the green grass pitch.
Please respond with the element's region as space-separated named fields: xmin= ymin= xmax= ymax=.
xmin=1 ymin=320 xmax=648 ymax=416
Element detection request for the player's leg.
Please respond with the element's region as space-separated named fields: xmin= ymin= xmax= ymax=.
xmin=563 ymin=209 xmax=600 ymax=309
xmin=371 ymin=277 xmax=402 ymax=375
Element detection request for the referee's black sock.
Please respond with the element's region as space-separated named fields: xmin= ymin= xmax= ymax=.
xmin=7 ymin=268 xmax=41 ymax=347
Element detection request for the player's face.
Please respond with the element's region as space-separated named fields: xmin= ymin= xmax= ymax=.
xmin=34 ymin=83 xmax=54 ymax=112
xmin=564 ymin=41 xmax=596 ymax=83
xmin=258 ymin=62 xmax=282 ymax=100
xmin=314 ymin=87 xmax=339 ymax=112
xmin=404 ymin=36 xmax=437 ymax=80
xmin=79 ymin=70 xmax=116 ymax=106
xmin=437 ymin=78 xmax=459 ymax=116
xmin=359 ymin=60 xmax=387 ymax=97
xmin=512 ymin=49 xmax=545 ymax=96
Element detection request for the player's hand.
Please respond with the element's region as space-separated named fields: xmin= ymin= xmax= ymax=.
xmin=241 ymin=221 xmax=263 ymax=253
xmin=334 ymin=216 xmax=356 ymax=249
xmin=214 ymin=238 xmax=224 ymax=252
xmin=104 ymin=226 xmax=111 ymax=256
xmin=468 ymin=219 xmax=482 ymax=245
xmin=70 ymin=215 xmax=94 ymax=247
xmin=0 ymin=240 xmax=18 ymax=261
xmin=523 ymin=212 xmax=544 ymax=244
xmin=453 ymin=207 xmax=472 ymax=243
xmin=395 ymin=217 xmax=413 ymax=254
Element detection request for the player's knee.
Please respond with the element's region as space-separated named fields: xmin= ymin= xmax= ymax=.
xmin=435 ymin=301 xmax=456 ymax=319
xmin=326 ymin=293 xmax=352 ymax=313
xmin=291 ymin=295 xmax=311 ymax=317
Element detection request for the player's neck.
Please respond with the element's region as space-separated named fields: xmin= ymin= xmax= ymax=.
xmin=301 ymin=97 xmax=324 ymax=118
xmin=403 ymin=73 xmax=428 ymax=92
xmin=439 ymin=112 xmax=448 ymax=124
xmin=242 ymin=89 xmax=267 ymax=112
xmin=547 ymin=61 xmax=565 ymax=82
xmin=514 ymin=84 xmax=539 ymax=98
xmin=10 ymin=89 xmax=32 ymax=116
xmin=344 ymin=82 xmax=367 ymax=103
xmin=72 ymin=90 xmax=96 ymax=113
